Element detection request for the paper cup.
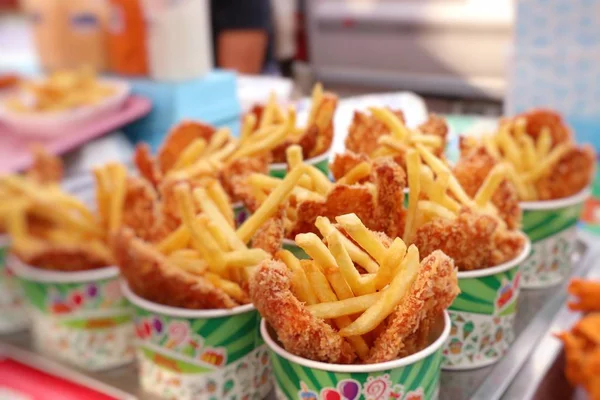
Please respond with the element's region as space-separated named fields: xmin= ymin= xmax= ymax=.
xmin=520 ymin=188 xmax=589 ymax=289
xmin=9 ymin=257 xmax=135 ymax=371
xmin=269 ymin=151 xmax=330 ymax=178
xmin=442 ymin=240 xmax=531 ymax=370
xmin=263 ymin=312 xmax=450 ymax=400
xmin=0 ymin=236 xmax=28 ymax=333
xmin=122 ymin=282 xmax=272 ymax=400
xmin=233 ymin=201 xmax=249 ymax=227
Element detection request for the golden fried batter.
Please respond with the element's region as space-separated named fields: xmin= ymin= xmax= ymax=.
xmin=26 ymin=145 xmax=63 ymax=184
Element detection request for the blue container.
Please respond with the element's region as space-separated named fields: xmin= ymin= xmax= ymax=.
xmin=123 ymin=70 xmax=241 ymax=150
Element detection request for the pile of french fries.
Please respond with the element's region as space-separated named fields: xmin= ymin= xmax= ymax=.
xmin=0 ymin=173 xmax=112 ymax=270
xmin=403 ymin=144 xmax=509 ymax=243
xmin=467 ymin=117 xmax=580 ymax=201
xmin=5 ymin=67 xmax=116 ymax=113
xmin=245 ymin=83 xmax=336 ymax=162
xmin=367 ymin=107 xmax=445 ymax=159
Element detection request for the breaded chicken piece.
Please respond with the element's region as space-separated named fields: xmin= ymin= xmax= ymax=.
xmin=535 ymin=145 xmax=595 ymax=200
xmin=491 ymin=228 xmax=527 ymax=266
xmin=122 ymin=177 xmax=162 ymax=242
xmin=412 ymin=208 xmax=497 ymax=271
xmin=418 ymin=114 xmax=449 ymax=142
xmin=329 ymin=152 xmax=371 ymax=182
xmin=114 ymin=229 xmax=239 ymax=309
xmin=251 ymin=208 xmax=285 ymax=256
xmin=368 ymin=251 xmax=458 ymax=363
xmin=134 ymin=143 xmax=162 ymax=187
xmin=345 ymin=109 xmax=406 ymax=156
xmin=453 ymin=143 xmax=521 ymax=229
xmin=250 ymin=259 xmax=357 ymax=364
xmin=26 ymin=145 xmax=63 ymax=185
xmin=158 ymin=121 xmax=217 ymax=173
xmin=219 ymin=153 xmax=271 ymax=203
xmin=373 ymin=159 xmax=407 ymax=238
xmin=14 ymin=243 xmax=113 ymax=272
xmin=515 ymin=108 xmax=572 ymax=145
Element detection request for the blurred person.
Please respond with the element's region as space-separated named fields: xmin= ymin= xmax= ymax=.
xmin=211 ymin=0 xmax=273 ymax=74
xmin=270 ymin=0 xmax=297 ymax=77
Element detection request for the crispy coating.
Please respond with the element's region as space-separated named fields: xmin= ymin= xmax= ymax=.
xmin=515 ymin=108 xmax=572 ymax=145
xmin=157 ymin=121 xmax=217 ymax=173
xmin=418 ymin=114 xmax=449 ymax=142
xmin=271 ymin=125 xmax=319 ymax=163
xmin=534 ymin=145 xmax=595 ymax=201
xmin=26 ymin=145 xmax=63 ymax=184
xmin=329 ymin=152 xmax=372 ymax=182
xmin=219 ymin=153 xmax=271 ymax=203
xmin=251 ymin=208 xmax=285 ymax=256
xmin=114 ymin=229 xmax=239 ymax=309
xmin=568 ymin=279 xmax=600 ymax=312
xmin=249 ymin=259 xmax=357 ymax=364
xmin=367 ymin=251 xmax=458 ymax=363
xmin=122 ymin=177 xmax=162 ymax=242
xmin=491 ymin=228 xmax=527 ymax=266
xmin=14 ymin=243 xmax=112 ymax=272
xmin=134 ymin=143 xmax=162 ymax=187
xmin=345 ymin=109 xmax=405 ymax=156
xmin=412 ymin=208 xmax=509 ymax=271
xmin=453 ymin=143 xmax=521 ymax=229
xmin=289 ymin=158 xmax=406 ymax=239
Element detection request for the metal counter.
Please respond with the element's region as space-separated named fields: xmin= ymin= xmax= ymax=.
xmin=1 ymin=240 xmax=597 ymax=400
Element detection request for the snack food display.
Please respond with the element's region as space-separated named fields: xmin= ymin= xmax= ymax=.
xmin=1 ymin=155 xmax=134 ymax=371
xmin=396 ymin=146 xmax=529 ymax=369
xmin=246 ymin=83 xmax=337 ymax=177
xmin=3 ymin=68 xmax=116 ymax=114
xmin=557 ymin=278 xmax=600 ymax=400
xmin=459 ymin=109 xmax=595 ymax=288
xmin=112 ymin=172 xmax=285 ymax=399
xmin=343 ymin=106 xmax=448 ymax=171
xmin=238 ymin=145 xmax=407 ymax=257
xmin=250 ymin=212 xmax=459 ymax=398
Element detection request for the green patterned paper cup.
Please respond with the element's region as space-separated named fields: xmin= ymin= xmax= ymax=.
xmin=520 ymin=188 xmax=589 ymax=289
xmin=269 ymin=151 xmax=331 ymax=178
xmin=122 ymin=282 xmax=272 ymax=400
xmin=282 ymin=238 xmax=308 ymax=259
xmin=0 ymin=236 xmax=28 ymax=333
xmin=263 ymin=311 xmax=450 ymax=400
xmin=442 ymin=240 xmax=531 ymax=370
xmin=9 ymin=257 xmax=134 ymax=371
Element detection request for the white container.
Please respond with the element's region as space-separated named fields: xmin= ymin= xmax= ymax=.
xmin=141 ymin=0 xmax=213 ymax=81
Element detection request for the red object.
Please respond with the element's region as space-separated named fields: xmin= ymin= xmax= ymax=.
xmin=0 ymin=358 xmax=117 ymax=400
xmin=0 ymin=95 xmax=151 ymax=173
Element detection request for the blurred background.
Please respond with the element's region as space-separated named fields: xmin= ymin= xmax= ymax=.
xmin=0 ymin=0 xmax=598 ymax=219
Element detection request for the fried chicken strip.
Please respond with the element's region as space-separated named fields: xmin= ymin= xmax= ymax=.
xmin=114 ymin=229 xmax=239 ymax=309
xmin=249 ymin=259 xmax=357 ymax=364
xmin=367 ymin=250 xmax=458 ymax=363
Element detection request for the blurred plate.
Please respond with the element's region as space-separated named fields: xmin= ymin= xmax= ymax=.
xmin=0 ymin=78 xmax=131 ymax=138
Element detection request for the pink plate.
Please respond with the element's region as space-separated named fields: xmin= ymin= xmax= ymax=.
xmin=0 ymin=95 xmax=151 ymax=173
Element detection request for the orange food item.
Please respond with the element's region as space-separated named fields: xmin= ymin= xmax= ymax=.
xmin=106 ymin=0 xmax=148 ymax=76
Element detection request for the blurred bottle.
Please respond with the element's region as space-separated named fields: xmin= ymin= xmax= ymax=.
xmin=141 ymin=0 xmax=213 ymax=81
xmin=106 ymin=0 xmax=148 ymax=76
xmin=23 ymin=0 xmax=70 ymax=71
xmin=64 ymin=0 xmax=109 ymax=71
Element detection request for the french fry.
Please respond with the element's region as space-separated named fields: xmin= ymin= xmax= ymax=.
xmin=303 ymin=260 xmax=369 ymax=359
xmin=307 ymin=292 xmax=382 ymax=319
xmin=206 ymin=180 xmax=235 ymax=227
xmin=536 ymin=127 xmax=553 ymax=158
xmin=296 ymin=233 xmax=354 ymax=300
xmin=523 ymin=142 xmax=571 ymax=182
xmin=173 ymin=138 xmax=207 ymax=170
xmin=340 ymin=245 xmax=420 ymax=337
xmin=337 ymin=162 xmax=372 ymax=185
xmin=373 ymin=238 xmax=406 ymax=290
xmin=403 ymin=149 xmax=421 ymax=242
xmin=327 ymin=231 xmax=376 ymax=296
xmin=194 ymin=187 xmax=245 ymax=250
xmin=304 ymin=165 xmax=332 ymax=196
xmin=259 ymin=91 xmax=278 ymax=129
xmin=107 ymin=163 xmax=127 ymax=234
xmin=237 ymin=165 xmax=307 ymax=243
xmin=223 ymin=249 xmax=269 ymax=268
xmin=335 ymin=213 xmax=387 ymax=265
xmin=417 ymin=201 xmax=456 ymax=220
xmin=307 ymin=83 xmax=324 ymax=126
xmin=157 ymin=224 xmax=191 ymax=254
xmin=205 ymin=128 xmax=231 ymax=155
xmin=278 ymin=249 xmax=319 ymax=305
xmin=474 ymin=163 xmax=506 ymax=207
xmin=286 ymin=145 xmax=304 ymax=169
xmin=240 ymin=113 xmax=256 ymax=144
xmin=314 ymin=216 xmax=379 ymax=273
xmin=205 ymin=272 xmax=247 ymax=303
xmin=369 ymin=107 xmax=409 ymax=140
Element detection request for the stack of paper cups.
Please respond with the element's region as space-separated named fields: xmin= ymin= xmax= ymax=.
xmin=141 ymin=0 xmax=213 ymax=81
